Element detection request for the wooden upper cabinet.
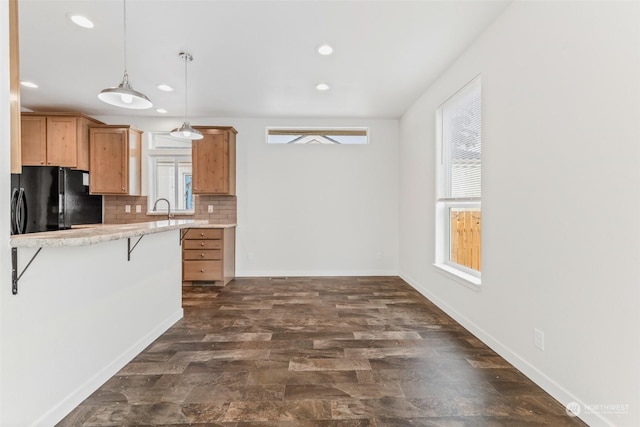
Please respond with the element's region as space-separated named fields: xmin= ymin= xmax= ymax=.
xmin=46 ymin=116 xmax=77 ymax=167
xmin=21 ymin=113 xmax=103 ymax=170
xmin=89 ymin=126 xmax=141 ymax=195
xmin=192 ymin=127 xmax=237 ymax=195
xmin=21 ymin=116 xmax=47 ymax=166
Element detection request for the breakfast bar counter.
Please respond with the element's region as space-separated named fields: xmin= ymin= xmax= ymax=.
xmin=9 ymin=219 xmax=208 ymax=248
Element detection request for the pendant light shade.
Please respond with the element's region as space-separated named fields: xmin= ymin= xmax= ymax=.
xmin=98 ymin=73 xmax=152 ymax=109
xmin=170 ymin=52 xmax=203 ymax=140
xmin=170 ymin=122 xmax=202 ymax=140
xmin=98 ymin=0 xmax=152 ymax=109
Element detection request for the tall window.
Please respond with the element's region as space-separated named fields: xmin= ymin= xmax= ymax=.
xmin=436 ymin=76 xmax=481 ymax=280
xmin=148 ymin=133 xmax=193 ymax=213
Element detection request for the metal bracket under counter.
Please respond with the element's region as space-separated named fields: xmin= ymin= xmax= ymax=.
xmin=127 ymin=228 xmax=187 ymax=261
xmin=127 ymin=236 xmax=144 ymax=261
xmin=11 ymin=247 xmax=43 ymax=295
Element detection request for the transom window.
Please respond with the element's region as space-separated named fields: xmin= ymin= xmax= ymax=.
xmin=436 ymin=76 xmax=482 ymax=282
xmin=148 ymin=133 xmax=193 ymax=213
xmin=267 ymin=128 xmax=368 ymax=144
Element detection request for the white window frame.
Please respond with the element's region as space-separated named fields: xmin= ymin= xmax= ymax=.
xmin=434 ymin=76 xmax=482 ymax=287
xmin=266 ymin=127 xmax=369 ymax=144
xmin=147 ymin=133 xmax=194 ymax=215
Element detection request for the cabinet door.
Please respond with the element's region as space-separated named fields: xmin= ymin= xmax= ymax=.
xmin=90 ymin=128 xmax=127 ymax=194
xmin=192 ymin=132 xmax=229 ymax=194
xmin=183 ymin=259 xmax=223 ymax=281
xmin=46 ymin=116 xmax=77 ymax=167
xmin=21 ymin=116 xmax=47 ymax=166
xmin=74 ymin=117 xmax=94 ymax=171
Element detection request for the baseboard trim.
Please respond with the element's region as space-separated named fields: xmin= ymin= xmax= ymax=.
xmin=235 ymin=270 xmax=398 ymax=277
xmin=399 ymin=273 xmax=612 ymax=427
xmin=33 ymin=308 xmax=184 ymax=427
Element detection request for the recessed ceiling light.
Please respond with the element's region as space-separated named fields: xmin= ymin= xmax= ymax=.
xmin=67 ymin=14 xmax=94 ymax=29
xmin=20 ymin=81 xmax=38 ymax=89
xmin=317 ymin=44 xmax=333 ymax=55
xmin=316 ymin=83 xmax=330 ymax=91
xmin=156 ymin=84 xmax=174 ymax=92
xmin=156 ymin=108 xmax=168 ymax=114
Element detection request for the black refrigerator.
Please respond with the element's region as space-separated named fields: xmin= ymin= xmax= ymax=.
xmin=10 ymin=166 xmax=103 ymax=234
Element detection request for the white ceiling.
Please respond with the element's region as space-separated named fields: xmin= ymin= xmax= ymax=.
xmin=18 ymin=0 xmax=510 ymax=120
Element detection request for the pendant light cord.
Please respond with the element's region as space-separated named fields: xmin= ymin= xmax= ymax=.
xmin=184 ymin=55 xmax=188 ymax=122
xmin=123 ymin=0 xmax=128 ymax=79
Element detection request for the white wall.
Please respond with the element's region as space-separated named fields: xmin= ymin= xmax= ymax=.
xmin=399 ymin=2 xmax=640 ymax=426
xmin=98 ymin=116 xmax=400 ymax=277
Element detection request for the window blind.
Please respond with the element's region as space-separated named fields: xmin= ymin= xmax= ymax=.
xmin=441 ymin=78 xmax=481 ymax=199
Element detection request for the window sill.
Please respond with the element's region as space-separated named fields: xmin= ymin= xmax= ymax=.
xmin=433 ymin=263 xmax=481 ymax=291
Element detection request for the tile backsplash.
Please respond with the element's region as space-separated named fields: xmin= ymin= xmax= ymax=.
xmin=103 ymin=195 xmax=237 ymax=224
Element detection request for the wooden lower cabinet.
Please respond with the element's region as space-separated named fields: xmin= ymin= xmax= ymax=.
xmin=182 ymin=227 xmax=235 ymax=285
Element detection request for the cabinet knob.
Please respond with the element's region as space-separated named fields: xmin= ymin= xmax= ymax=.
xmin=200 ymin=243 xmax=205 ymax=246
xmin=200 ymin=269 xmax=204 ymax=272
xmin=200 ymin=232 xmax=204 ymax=236
xmin=200 ymin=253 xmax=205 ymax=257
xmin=121 ymin=187 xmax=125 ymax=191
xmin=47 ymin=162 xmax=51 ymax=165
xmin=40 ymin=161 xmax=44 ymax=165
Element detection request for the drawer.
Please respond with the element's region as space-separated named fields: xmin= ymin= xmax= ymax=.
xmin=183 ymin=249 xmax=222 ymax=260
xmin=183 ymin=239 xmax=223 ymax=250
xmin=184 ymin=228 xmax=223 ymax=240
xmin=183 ymin=260 xmax=222 ymax=281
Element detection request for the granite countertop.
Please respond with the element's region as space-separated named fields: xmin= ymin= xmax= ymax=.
xmin=187 ymin=223 xmax=236 ymax=229
xmin=10 ymin=219 xmax=209 ymax=248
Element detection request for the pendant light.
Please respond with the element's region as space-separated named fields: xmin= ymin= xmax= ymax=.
xmin=170 ymin=52 xmax=203 ymax=140
xmin=98 ymin=0 xmax=152 ymax=109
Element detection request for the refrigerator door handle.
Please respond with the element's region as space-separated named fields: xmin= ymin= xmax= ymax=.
xmin=10 ymin=188 xmax=18 ymax=234
xmin=16 ymin=188 xmax=27 ymax=234
xmin=59 ymin=168 xmax=65 ymax=229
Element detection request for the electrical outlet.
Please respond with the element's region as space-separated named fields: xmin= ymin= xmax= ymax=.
xmin=135 ymin=205 xmax=141 ymax=213
xmin=125 ymin=205 xmax=131 ymax=213
xmin=208 ymin=205 xmax=214 ymax=213
xmin=534 ymin=328 xmax=545 ymax=351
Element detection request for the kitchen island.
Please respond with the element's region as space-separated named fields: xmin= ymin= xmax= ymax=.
xmin=4 ymin=220 xmax=205 ymax=426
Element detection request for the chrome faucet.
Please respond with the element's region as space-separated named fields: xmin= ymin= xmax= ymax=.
xmin=152 ymin=198 xmax=172 ymax=221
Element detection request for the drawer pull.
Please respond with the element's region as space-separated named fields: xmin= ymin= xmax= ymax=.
xmin=200 ymin=253 xmax=205 ymax=257
xmin=200 ymin=269 xmax=204 ymax=272
xmin=200 ymin=232 xmax=204 ymax=236
xmin=200 ymin=243 xmax=205 ymax=246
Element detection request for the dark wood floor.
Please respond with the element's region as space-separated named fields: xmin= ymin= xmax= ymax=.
xmin=58 ymin=277 xmax=586 ymax=426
